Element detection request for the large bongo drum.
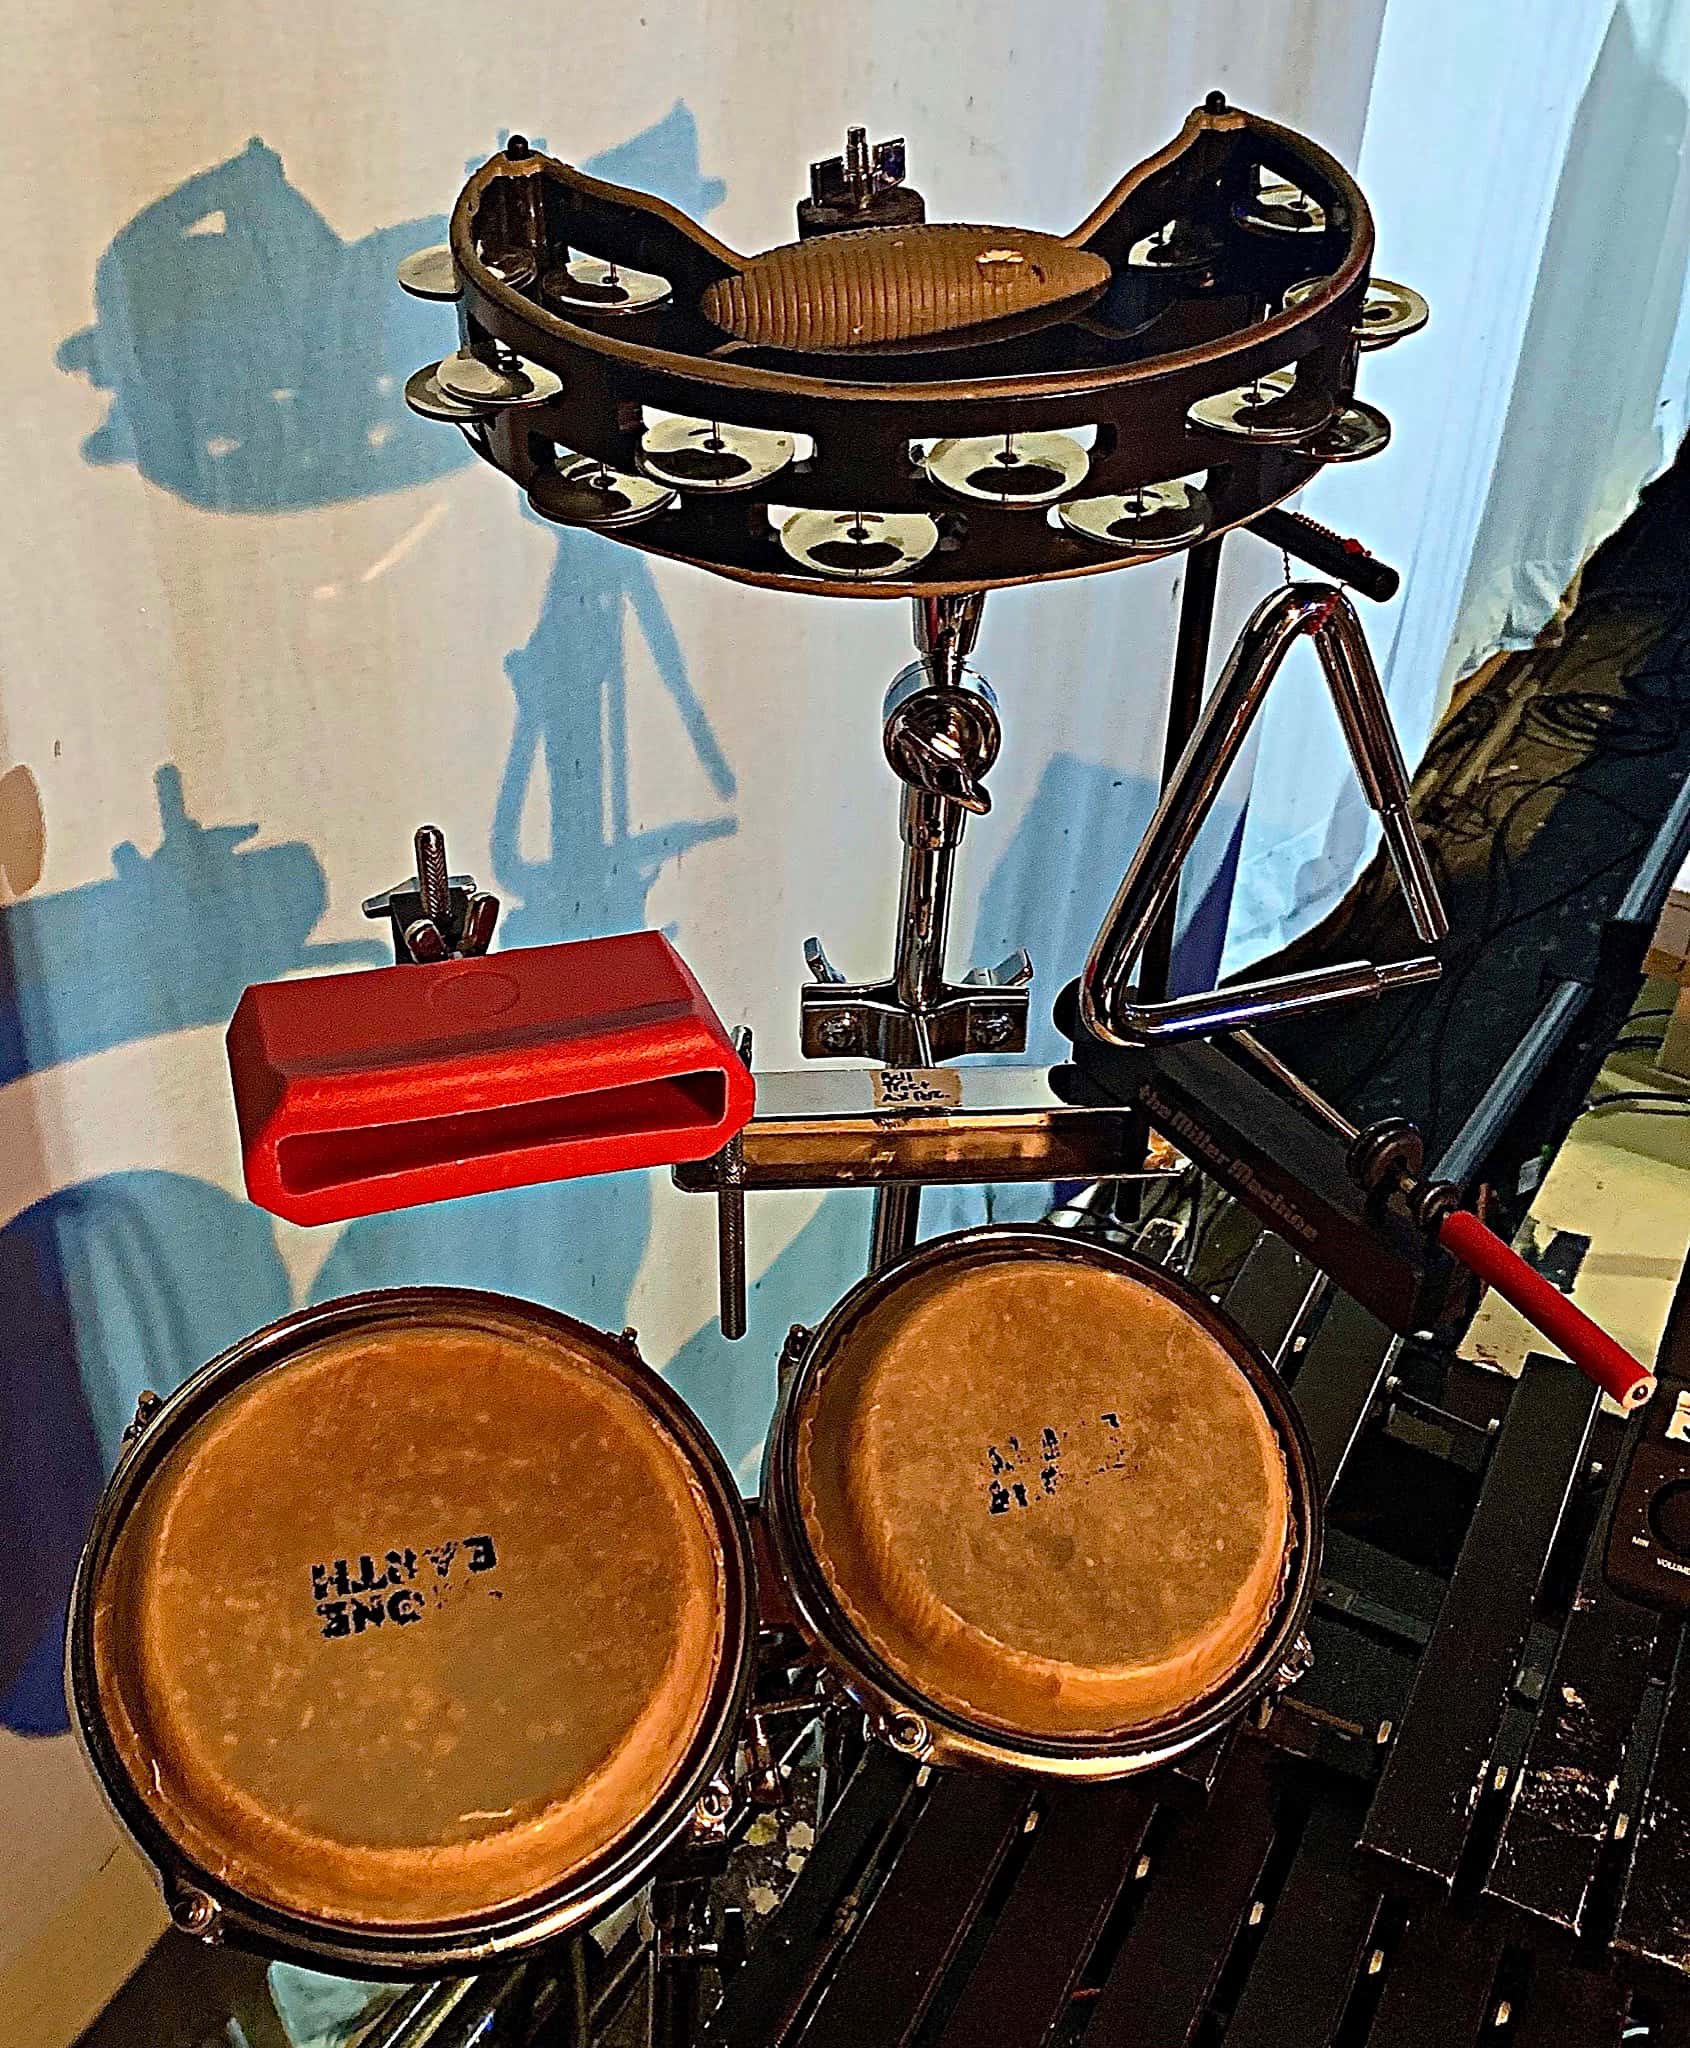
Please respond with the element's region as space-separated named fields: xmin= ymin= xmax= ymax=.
xmin=67 ymin=1289 xmax=753 ymax=1974
xmin=762 ymin=1227 xmax=1319 ymax=1774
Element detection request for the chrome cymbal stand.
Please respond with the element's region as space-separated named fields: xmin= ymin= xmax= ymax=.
xmin=800 ymin=593 xmax=1032 ymax=1269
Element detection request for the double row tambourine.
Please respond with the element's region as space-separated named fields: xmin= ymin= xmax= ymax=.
xmin=69 ymin=1228 xmax=1318 ymax=1974
xmin=396 ymin=96 xmax=1425 ymax=596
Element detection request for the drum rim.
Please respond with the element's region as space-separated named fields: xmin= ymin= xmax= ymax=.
xmin=762 ymin=1224 xmax=1321 ymax=1771
xmin=66 ymin=1284 xmax=756 ymax=1976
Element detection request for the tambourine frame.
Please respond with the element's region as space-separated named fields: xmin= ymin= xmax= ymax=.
xmin=65 ymin=1286 xmax=757 ymax=1978
xmin=439 ymin=102 xmax=1375 ymax=596
xmin=761 ymin=1225 xmax=1322 ymax=1776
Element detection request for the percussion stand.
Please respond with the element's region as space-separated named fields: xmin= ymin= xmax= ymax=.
xmin=800 ymin=589 xmax=1032 ymax=1272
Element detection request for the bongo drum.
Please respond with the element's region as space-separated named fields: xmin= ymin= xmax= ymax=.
xmin=762 ymin=1227 xmax=1319 ymax=1775
xmin=67 ymin=1289 xmax=752 ymax=1974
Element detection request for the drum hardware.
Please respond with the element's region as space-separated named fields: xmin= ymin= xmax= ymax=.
xmin=433 ymin=345 xmax=563 ymax=410
xmin=798 ymin=127 xmax=924 ymax=237
xmin=1058 ymin=1009 xmax=1658 ymax=1410
xmin=1059 ymin=477 xmax=1213 ymax=552
xmin=678 ymin=1064 xmax=1177 ymax=1335
xmin=1283 ymin=274 xmax=1430 ymax=349
xmin=798 ymin=591 xmax=1035 ymax=1268
xmin=716 ymin=1028 xmax=751 ymax=1342
xmin=639 ymin=416 xmax=795 ymax=493
xmin=542 ymin=253 xmax=674 ymax=315
xmin=799 ymin=593 xmax=1027 ymax=1064
xmin=359 ymin=824 xmax=493 ymax=962
xmin=530 ymin=455 xmax=677 ymax=530
xmin=922 ymin=429 xmax=1092 ymax=508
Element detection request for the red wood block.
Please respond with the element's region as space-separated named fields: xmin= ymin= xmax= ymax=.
xmin=227 ymin=933 xmax=754 ymax=1225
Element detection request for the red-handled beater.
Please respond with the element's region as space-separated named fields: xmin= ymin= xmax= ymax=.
xmin=1238 ymin=1031 xmax=1655 ymax=1412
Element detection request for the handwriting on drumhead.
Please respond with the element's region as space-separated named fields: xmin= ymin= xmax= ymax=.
xmin=985 ymin=1415 xmax=1134 ymax=1515
xmin=309 ymin=1536 xmax=499 ymax=1639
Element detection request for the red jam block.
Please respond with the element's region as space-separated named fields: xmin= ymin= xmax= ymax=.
xmin=227 ymin=932 xmax=754 ymax=1225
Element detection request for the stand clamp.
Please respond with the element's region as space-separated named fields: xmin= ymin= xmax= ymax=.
xmin=802 ymin=594 xmax=1031 ymax=1066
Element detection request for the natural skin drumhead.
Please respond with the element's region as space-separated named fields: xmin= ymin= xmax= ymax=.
xmin=795 ymin=1256 xmax=1291 ymax=1740
xmin=91 ymin=1310 xmax=728 ymax=1929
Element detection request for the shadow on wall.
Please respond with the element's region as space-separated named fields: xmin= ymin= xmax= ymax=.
xmin=311 ymin=105 xmax=738 ymax=1333
xmin=0 ymin=767 xmax=378 ymax=1734
xmin=0 ymin=766 xmax=382 ymax=1086
xmin=0 ymin=1174 xmax=292 ymax=1733
xmin=4 ymin=108 xmax=732 ymax=1735
xmin=56 ymin=138 xmax=473 ymax=508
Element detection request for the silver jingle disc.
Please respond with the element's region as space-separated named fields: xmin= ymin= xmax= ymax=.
xmin=434 ymin=347 xmax=563 ymax=409
xmin=542 ymin=254 xmax=672 ymax=315
xmin=1302 ymin=398 xmax=1392 ymax=463
xmin=404 ymin=364 xmax=487 ymax=423
xmin=779 ymin=509 xmax=940 ymax=581
xmin=483 ymin=248 xmax=540 ymax=291
xmin=1355 ymin=278 xmax=1428 ymax=349
xmin=1234 ymin=181 xmax=1327 ymax=236
xmin=528 ymin=455 xmax=676 ymax=529
xmin=396 ymin=244 xmax=460 ymax=301
xmin=1126 ymin=221 xmax=1223 ymax=271
xmin=923 ymin=431 xmax=1090 ymax=508
xmin=638 ymin=416 xmax=794 ymax=493
xmin=1060 ymin=479 xmax=1212 ymax=552
xmin=1187 ymin=370 xmax=1336 ymax=442
xmin=1282 ymin=275 xmax=1429 ymax=350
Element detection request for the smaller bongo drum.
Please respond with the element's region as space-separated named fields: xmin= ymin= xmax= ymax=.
xmin=763 ymin=1227 xmax=1319 ymax=1774
xmin=67 ymin=1290 xmax=752 ymax=1974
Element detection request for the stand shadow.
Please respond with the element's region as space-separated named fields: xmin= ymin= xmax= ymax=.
xmin=310 ymin=107 xmax=737 ymax=1348
xmin=0 ymin=1173 xmax=292 ymax=1731
xmin=57 ymin=138 xmax=472 ymax=509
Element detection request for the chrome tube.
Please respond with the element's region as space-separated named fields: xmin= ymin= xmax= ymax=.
xmin=1312 ymin=600 xmax=1448 ymax=945
xmin=1080 ymin=582 xmax=1450 ymax=1047
xmin=1081 ymin=584 xmax=1338 ymax=1043
xmin=891 ymin=787 xmax=962 ymax=1025
xmin=1119 ymin=953 xmax=1442 ymax=1042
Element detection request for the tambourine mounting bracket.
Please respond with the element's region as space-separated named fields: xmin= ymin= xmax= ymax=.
xmin=799 ymin=972 xmax=1029 ymax=1064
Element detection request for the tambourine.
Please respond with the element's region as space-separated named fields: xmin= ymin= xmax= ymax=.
xmin=395 ymin=98 xmax=1423 ymax=595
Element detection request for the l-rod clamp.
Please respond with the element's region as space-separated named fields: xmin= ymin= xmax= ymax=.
xmin=801 ymin=594 xmax=1031 ymax=1066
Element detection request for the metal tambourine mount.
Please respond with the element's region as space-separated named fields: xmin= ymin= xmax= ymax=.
xmin=402 ymin=95 xmax=1422 ymax=596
